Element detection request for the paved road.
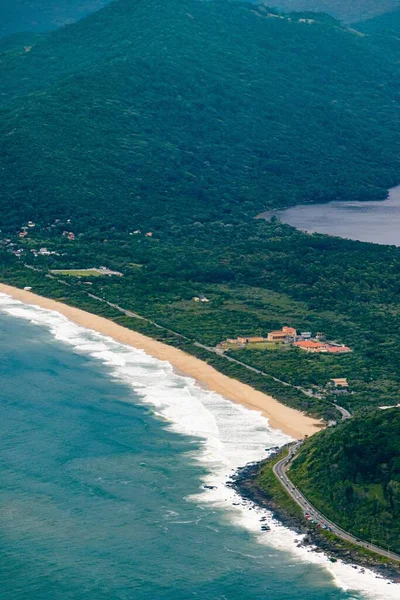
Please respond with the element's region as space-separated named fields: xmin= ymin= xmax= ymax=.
xmin=332 ymin=403 xmax=351 ymax=420
xmin=273 ymin=444 xmax=400 ymax=563
xmin=22 ymin=264 xmax=350 ymax=423
xmin=194 ymin=341 xmax=349 ymax=421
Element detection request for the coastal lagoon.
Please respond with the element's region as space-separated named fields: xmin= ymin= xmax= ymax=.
xmin=0 ymin=293 xmax=398 ymax=600
xmin=260 ymin=186 xmax=400 ymax=246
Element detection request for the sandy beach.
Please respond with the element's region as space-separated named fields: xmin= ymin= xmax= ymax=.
xmin=0 ymin=283 xmax=323 ymax=439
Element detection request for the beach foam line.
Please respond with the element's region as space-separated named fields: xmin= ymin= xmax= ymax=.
xmin=0 ymin=291 xmax=399 ymax=600
xmin=0 ymin=283 xmax=322 ymax=440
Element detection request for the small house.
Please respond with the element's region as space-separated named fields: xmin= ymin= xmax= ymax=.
xmin=300 ymin=332 xmax=312 ymax=340
xmin=236 ymin=336 xmax=265 ymax=344
xmin=294 ymin=341 xmax=328 ymax=353
xmin=329 ymin=378 xmax=349 ymax=388
xmin=267 ymin=326 xmax=296 ymax=342
xmin=326 ymin=345 xmax=351 ymax=354
xmin=328 ymin=378 xmax=349 ymax=394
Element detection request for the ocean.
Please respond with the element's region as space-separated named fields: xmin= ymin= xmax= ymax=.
xmin=0 ymin=293 xmax=398 ymax=600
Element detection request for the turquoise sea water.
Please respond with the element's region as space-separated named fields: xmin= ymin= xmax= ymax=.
xmin=0 ymin=296 xmax=397 ymax=600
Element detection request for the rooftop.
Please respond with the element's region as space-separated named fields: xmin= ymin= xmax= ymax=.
xmin=327 ymin=346 xmax=351 ymax=353
xmin=330 ymin=378 xmax=349 ymax=386
xmin=294 ymin=340 xmax=326 ymax=348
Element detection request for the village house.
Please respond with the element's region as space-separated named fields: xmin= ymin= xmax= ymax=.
xmin=300 ymin=331 xmax=312 ymax=340
xmin=267 ymin=326 xmax=297 ymax=342
xmin=237 ymin=336 xmax=265 ymax=344
xmin=62 ymin=231 xmax=75 ymax=241
xmin=326 ymin=345 xmax=351 ymax=354
xmin=294 ymin=340 xmax=328 ymax=353
xmin=328 ymin=378 xmax=349 ymax=393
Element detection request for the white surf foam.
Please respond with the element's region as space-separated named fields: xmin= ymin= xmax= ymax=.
xmin=0 ymin=292 xmax=398 ymax=600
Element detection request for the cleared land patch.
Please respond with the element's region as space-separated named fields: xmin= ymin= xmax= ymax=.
xmin=51 ymin=269 xmax=105 ymax=277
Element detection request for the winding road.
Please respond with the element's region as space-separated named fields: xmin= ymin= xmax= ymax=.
xmin=273 ymin=444 xmax=400 ymax=563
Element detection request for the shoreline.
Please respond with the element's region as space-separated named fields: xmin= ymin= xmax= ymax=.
xmin=0 ymin=282 xmax=322 ymax=439
xmin=231 ymin=455 xmax=400 ymax=582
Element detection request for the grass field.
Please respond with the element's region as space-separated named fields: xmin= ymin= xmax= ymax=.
xmin=51 ymin=269 xmax=104 ymax=277
xmin=227 ymin=342 xmax=289 ymax=351
xmin=246 ymin=342 xmax=288 ymax=351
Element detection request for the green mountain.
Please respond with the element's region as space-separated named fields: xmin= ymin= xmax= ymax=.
xmin=265 ymin=0 xmax=400 ymax=23
xmin=1 ymin=0 xmax=400 ymax=233
xmin=0 ymin=0 xmax=111 ymax=38
xmin=2 ymin=0 xmax=400 ymax=421
xmin=356 ymin=7 xmax=400 ymax=60
xmin=290 ymin=409 xmax=400 ymax=553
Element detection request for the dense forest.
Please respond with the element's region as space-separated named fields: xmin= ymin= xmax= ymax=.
xmin=356 ymin=7 xmax=400 ymax=60
xmin=290 ymin=410 xmax=400 ymax=553
xmin=0 ymin=0 xmax=395 ymax=39
xmin=1 ymin=0 xmax=400 ymax=233
xmin=1 ymin=0 xmax=400 ymax=420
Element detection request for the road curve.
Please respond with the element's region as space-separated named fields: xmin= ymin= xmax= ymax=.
xmin=273 ymin=444 xmax=400 ymax=563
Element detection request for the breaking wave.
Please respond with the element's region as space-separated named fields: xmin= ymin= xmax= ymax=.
xmin=0 ymin=292 xmax=398 ymax=600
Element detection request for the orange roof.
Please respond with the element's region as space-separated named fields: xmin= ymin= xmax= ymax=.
xmin=330 ymin=378 xmax=348 ymax=386
xmin=294 ymin=341 xmax=326 ymax=349
xmin=327 ymin=346 xmax=351 ymax=353
xmin=282 ymin=326 xmax=296 ymax=334
xmin=269 ymin=330 xmax=286 ymax=336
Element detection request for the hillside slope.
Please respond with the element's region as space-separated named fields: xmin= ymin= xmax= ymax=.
xmin=290 ymin=410 xmax=400 ymax=553
xmin=2 ymin=1 xmax=400 ymax=419
xmin=0 ymin=1 xmax=111 ymax=38
xmin=265 ymin=0 xmax=400 ymax=23
xmin=357 ymin=7 xmax=400 ymax=60
xmin=0 ymin=0 xmax=399 ymax=233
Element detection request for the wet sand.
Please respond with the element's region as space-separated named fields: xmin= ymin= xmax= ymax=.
xmin=0 ymin=283 xmax=323 ymax=439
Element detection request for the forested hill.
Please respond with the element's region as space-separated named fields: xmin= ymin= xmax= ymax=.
xmin=290 ymin=410 xmax=400 ymax=553
xmin=1 ymin=0 xmax=400 ymax=234
xmin=2 ymin=0 xmax=400 ymax=422
xmin=0 ymin=1 xmax=111 ymax=39
xmin=1 ymin=0 xmax=396 ymax=39
xmin=264 ymin=0 xmax=400 ymax=23
xmin=357 ymin=8 xmax=400 ymax=60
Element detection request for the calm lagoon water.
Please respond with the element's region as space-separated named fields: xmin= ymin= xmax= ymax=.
xmin=261 ymin=186 xmax=400 ymax=246
xmin=0 ymin=294 xmax=398 ymax=600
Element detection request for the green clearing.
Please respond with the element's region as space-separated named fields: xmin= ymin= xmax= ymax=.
xmin=51 ymin=269 xmax=104 ymax=277
xmin=231 ymin=342 xmax=287 ymax=351
xmin=248 ymin=342 xmax=287 ymax=351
